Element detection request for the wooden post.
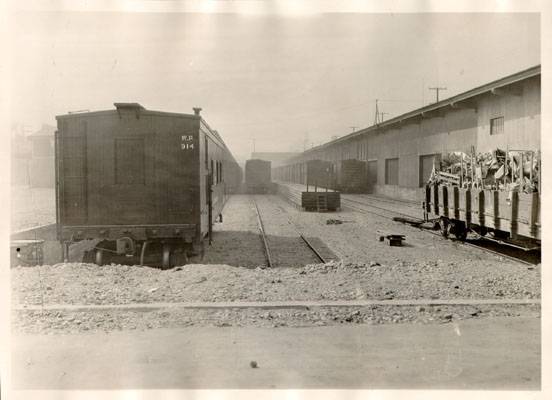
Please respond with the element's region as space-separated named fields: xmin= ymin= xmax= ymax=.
xmin=530 ymin=151 xmax=534 ymax=182
xmin=470 ymin=146 xmax=475 ymax=187
xmin=519 ymin=152 xmax=524 ymax=192
xmin=460 ymin=156 xmax=463 ymax=187
xmin=510 ymin=152 xmax=516 ymax=183
xmin=504 ymin=146 xmax=509 ymax=188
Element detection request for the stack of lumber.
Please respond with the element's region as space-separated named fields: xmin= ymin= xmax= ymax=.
xmin=275 ymin=181 xmax=340 ymax=212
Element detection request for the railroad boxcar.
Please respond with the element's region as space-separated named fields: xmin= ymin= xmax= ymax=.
xmin=245 ymin=159 xmax=272 ymax=193
xmin=55 ymin=103 xmax=241 ymax=267
xmin=334 ymin=159 xmax=367 ymax=193
xmin=306 ymin=159 xmax=335 ymax=190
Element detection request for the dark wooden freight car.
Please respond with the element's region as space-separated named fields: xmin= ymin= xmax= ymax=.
xmin=245 ymin=159 xmax=272 ymax=193
xmin=55 ymin=103 xmax=241 ymax=267
xmin=334 ymin=159 xmax=367 ymax=193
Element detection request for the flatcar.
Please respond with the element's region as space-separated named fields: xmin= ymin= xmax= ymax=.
xmin=245 ymin=159 xmax=272 ymax=193
xmin=424 ymin=184 xmax=540 ymax=247
xmin=55 ymin=103 xmax=241 ymax=268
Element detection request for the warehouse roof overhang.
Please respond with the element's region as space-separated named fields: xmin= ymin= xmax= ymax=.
xmin=303 ymin=64 xmax=540 ymax=155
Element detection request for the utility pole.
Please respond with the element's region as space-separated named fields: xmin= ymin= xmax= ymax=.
xmin=349 ymin=126 xmax=358 ymax=133
xmin=251 ymin=138 xmax=256 ymax=154
xmin=428 ymin=86 xmax=447 ymax=103
xmin=373 ymin=99 xmax=380 ymax=125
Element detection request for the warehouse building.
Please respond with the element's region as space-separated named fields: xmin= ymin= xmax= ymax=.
xmin=281 ymin=65 xmax=540 ymax=201
xmin=251 ymin=152 xmax=301 ymax=167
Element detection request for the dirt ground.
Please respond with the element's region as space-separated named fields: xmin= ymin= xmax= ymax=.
xmin=11 ymin=194 xmax=540 ymax=334
xmin=12 ymin=316 xmax=540 ymax=390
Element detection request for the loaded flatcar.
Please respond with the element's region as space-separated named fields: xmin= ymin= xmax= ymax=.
xmin=55 ymin=103 xmax=241 ymax=268
xmin=425 ymin=184 xmax=540 ymax=246
xmin=245 ymin=159 xmax=272 ymax=193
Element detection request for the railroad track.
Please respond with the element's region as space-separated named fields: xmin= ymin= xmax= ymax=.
xmin=252 ymin=195 xmax=273 ymax=268
xmin=341 ymin=196 xmax=540 ymax=266
xmin=342 ymin=196 xmax=420 ymax=221
xmin=251 ymin=195 xmax=327 ymax=267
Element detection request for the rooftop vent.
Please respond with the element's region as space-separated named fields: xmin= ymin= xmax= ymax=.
xmin=114 ymin=103 xmax=145 ymax=119
xmin=114 ymin=103 xmax=145 ymax=111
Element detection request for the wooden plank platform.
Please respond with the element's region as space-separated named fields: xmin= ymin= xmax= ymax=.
xmin=275 ymin=181 xmax=341 ymax=212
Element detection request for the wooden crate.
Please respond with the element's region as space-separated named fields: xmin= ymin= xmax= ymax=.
xmin=301 ymin=191 xmax=341 ymax=212
xmin=275 ymin=181 xmax=341 ymax=212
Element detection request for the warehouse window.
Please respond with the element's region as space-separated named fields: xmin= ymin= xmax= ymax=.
xmin=115 ymin=138 xmax=145 ymax=184
xmin=385 ymin=158 xmax=399 ymax=185
xmin=211 ymin=160 xmax=214 ymax=184
xmin=490 ymin=116 xmax=504 ymax=135
xmin=214 ymin=161 xmax=218 ymax=183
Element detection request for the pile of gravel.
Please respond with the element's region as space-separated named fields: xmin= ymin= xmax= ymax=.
xmin=12 ymin=260 xmax=540 ymax=307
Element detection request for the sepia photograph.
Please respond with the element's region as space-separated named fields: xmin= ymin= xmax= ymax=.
xmin=2 ymin=1 xmax=550 ymax=398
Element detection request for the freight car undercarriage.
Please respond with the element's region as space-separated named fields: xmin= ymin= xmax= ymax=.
xmin=61 ymin=224 xmax=204 ymax=268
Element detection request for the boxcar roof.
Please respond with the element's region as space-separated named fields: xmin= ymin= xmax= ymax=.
xmin=56 ymin=104 xmax=199 ymax=121
xmin=56 ymin=103 xmax=240 ymax=166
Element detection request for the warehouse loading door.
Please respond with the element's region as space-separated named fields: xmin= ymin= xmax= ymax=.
xmin=419 ymin=154 xmax=441 ymax=187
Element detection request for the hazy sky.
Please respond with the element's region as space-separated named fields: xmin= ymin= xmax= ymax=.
xmin=11 ymin=12 xmax=540 ymax=161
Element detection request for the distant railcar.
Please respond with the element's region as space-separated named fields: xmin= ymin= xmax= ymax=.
xmin=55 ymin=103 xmax=241 ymax=268
xmin=335 ymin=159 xmax=367 ymax=193
xmin=245 ymin=159 xmax=272 ymax=193
xmin=306 ymin=159 xmax=335 ymax=190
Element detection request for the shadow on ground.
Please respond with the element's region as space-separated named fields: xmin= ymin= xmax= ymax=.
xmin=11 ymin=227 xmax=338 ymax=269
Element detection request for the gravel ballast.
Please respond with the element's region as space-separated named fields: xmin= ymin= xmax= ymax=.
xmin=11 ymin=194 xmax=541 ymax=334
xmin=12 ymin=304 xmax=540 ymax=334
xmin=12 ymin=259 xmax=540 ymax=306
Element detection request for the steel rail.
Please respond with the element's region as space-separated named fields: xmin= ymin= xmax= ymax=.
xmin=342 ymin=198 xmax=537 ymax=266
xmin=344 ymin=193 xmax=419 ymax=206
xmin=252 ymin=196 xmax=273 ymax=268
xmin=272 ymin=201 xmax=327 ymax=264
xmin=343 ymin=197 xmax=422 ymax=220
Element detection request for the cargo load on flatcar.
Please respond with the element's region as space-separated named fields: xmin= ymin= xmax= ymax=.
xmin=424 ymin=148 xmax=540 ymax=247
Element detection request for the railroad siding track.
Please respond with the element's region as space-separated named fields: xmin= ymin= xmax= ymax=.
xmin=341 ymin=195 xmax=540 ymax=266
xmin=342 ymin=195 xmax=423 ymax=219
xmin=251 ymin=195 xmax=329 ymax=267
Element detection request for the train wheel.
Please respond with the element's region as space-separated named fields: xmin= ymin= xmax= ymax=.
xmin=455 ymin=230 xmax=468 ymax=241
xmin=439 ymin=218 xmax=449 ymax=239
xmin=452 ymin=221 xmax=468 ymax=241
xmin=161 ymin=244 xmax=171 ymax=269
xmin=95 ymin=249 xmax=104 ymax=266
xmin=171 ymin=250 xmax=189 ymax=267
